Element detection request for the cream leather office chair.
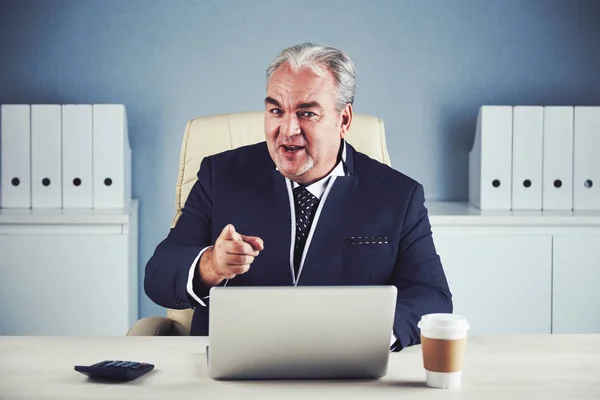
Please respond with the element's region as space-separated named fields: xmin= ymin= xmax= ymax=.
xmin=127 ymin=111 xmax=391 ymax=336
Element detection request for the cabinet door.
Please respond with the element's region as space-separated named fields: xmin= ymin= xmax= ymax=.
xmin=432 ymin=231 xmax=552 ymax=334
xmin=552 ymin=235 xmax=600 ymax=334
xmin=0 ymin=233 xmax=130 ymax=335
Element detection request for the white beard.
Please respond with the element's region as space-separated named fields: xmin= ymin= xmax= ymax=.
xmin=276 ymin=152 xmax=314 ymax=177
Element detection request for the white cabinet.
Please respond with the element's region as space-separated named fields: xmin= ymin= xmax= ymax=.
xmin=0 ymin=201 xmax=138 ymax=335
xmin=552 ymin=234 xmax=600 ymax=334
xmin=433 ymin=232 xmax=551 ymax=334
xmin=427 ymin=202 xmax=600 ymax=335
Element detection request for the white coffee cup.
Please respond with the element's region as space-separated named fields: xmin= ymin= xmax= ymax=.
xmin=417 ymin=313 xmax=470 ymax=389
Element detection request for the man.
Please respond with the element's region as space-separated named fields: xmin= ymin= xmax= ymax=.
xmin=145 ymin=43 xmax=452 ymax=351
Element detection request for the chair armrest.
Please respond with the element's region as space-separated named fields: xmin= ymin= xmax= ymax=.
xmin=126 ymin=316 xmax=176 ymax=336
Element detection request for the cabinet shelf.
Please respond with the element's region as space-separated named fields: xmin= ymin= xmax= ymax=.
xmin=427 ymin=201 xmax=600 ymax=226
xmin=0 ymin=200 xmax=138 ymax=225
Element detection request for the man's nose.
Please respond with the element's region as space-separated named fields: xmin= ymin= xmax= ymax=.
xmin=280 ymin=113 xmax=301 ymax=137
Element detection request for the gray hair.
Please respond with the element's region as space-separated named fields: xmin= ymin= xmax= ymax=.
xmin=266 ymin=43 xmax=356 ymax=113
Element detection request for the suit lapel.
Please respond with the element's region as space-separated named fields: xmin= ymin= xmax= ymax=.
xmin=231 ymin=166 xmax=292 ymax=286
xmin=260 ymin=171 xmax=294 ymax=285
xmin=296 ymin=143 xmax=359 ymax=284
xmin=298 ymin=175 xmax=356 ymax=285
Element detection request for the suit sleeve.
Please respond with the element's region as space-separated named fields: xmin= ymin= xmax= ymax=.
xmin=389 ymin=183 xmax=453 ymax=351
xmin=144 ymin=157 xmax=215 ymax=310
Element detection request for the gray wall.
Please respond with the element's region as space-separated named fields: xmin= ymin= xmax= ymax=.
xmin=1 ymin=0 xmax=599 ymax=319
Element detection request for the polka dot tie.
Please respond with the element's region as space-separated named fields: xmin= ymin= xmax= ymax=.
xmin=293 ymin=186 xmax=320 ymax=276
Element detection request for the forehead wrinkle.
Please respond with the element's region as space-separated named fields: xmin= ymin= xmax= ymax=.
xmin=267 ymin=67 xmax=332 ymax=110
xmin=269 ymin=86 xmax=318 ymax=111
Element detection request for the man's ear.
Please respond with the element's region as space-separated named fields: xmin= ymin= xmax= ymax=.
xmin=339 ymin=103 xmax=353 ymax=139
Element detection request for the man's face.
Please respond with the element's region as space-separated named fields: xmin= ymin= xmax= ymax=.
xmin=264 ymin=63 xmax=352 ymax=185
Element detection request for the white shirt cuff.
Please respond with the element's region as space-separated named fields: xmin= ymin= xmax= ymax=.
xmin=186 ymin=246 xmax=212 ymax=307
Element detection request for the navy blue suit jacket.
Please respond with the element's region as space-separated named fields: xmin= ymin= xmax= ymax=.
xmin=145 ymin=141 xmax=452 ymax=349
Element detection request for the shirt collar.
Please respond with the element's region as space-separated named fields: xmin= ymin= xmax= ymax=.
xmin=291 ymin=140 xmax=347 ymax=200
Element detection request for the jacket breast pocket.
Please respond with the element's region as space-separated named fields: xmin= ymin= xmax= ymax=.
xmin=342 ymin=236 xmax=393 ymax=284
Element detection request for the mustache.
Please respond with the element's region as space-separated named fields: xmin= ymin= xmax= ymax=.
xmin=277 ymin=141 xmax=307 ymax=147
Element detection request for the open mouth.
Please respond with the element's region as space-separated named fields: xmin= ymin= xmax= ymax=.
xmin=281 ymin=145 xmax=305 ymax=156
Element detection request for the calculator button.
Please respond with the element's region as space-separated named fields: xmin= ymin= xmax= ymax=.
xmin=91 ymin=360 xmax=111 ymax=367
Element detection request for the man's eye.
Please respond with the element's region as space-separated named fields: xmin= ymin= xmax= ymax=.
xmin=299 ymin=111 xmax=316 ymax=118
xmin=270 ymin=108 xmax=282 ymax=115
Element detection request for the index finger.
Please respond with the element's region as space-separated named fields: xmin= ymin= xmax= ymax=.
xmin=240 ymin=235 xmax=264 ymax=251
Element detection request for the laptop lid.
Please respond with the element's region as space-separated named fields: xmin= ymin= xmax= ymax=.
xmin=208 ymin=285 xmax=397 ymax=380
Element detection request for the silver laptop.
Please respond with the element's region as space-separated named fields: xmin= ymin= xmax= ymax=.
xmin=207 ymin=285 xmax=397 ymax=380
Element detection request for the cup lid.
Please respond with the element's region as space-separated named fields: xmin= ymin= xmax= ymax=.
xmin=417 ymin=313 xmax=470 ymax=331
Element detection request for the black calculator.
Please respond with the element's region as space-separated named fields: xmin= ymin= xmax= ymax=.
xmin=74 ymin=360 xmax=154 ymax=381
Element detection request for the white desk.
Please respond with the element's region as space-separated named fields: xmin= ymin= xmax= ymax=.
xmin=1 ymin=335 xmax=599 ymax=399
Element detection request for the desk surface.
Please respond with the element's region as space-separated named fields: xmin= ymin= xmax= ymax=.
xmin=1 ymin=335 xmax=599 ymax=399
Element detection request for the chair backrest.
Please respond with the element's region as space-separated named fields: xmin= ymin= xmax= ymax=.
xmin=166 ymin=111 xmax=390 ymax=333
